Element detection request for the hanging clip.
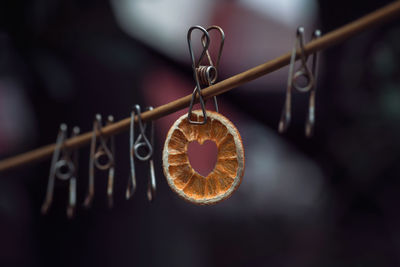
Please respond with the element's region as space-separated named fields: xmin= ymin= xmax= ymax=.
xmin=278 ymin=26 xmax=321 ymax=137
xmin=84 ymin=114 xmax=116 ymax=208
xmin=126 ymin=105 xmax=156 ymax=202
xmin=187 ymin=25 xmax=212 ymax=125
xmin=41 ymin=124 xmax=80 ymax=219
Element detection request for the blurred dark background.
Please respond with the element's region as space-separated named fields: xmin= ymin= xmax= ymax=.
xmin=0 ymin=0 xmax=400 ymax=266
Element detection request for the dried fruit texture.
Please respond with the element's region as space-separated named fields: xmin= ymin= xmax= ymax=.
xmin=163 ymin=110 xmax=245 ymax=205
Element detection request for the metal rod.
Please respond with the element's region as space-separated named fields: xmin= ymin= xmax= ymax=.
xmin=1 ymin=1 xmax=400 ymax=172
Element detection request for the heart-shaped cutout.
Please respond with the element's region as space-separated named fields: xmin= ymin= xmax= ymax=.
xmin=187 ymin=140 xmax=218 ymax=177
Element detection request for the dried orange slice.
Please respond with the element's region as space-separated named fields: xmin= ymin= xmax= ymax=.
xmin=163 ymin=110 xmax=245 ymax=205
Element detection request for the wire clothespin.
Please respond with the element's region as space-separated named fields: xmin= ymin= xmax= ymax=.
xmin=41 ymin=124 xmax=80 ymax=219
xmin=84 ymin=114 xmax=116 ymax=208
xmin=126 ymin=105 xmax=156 ymax=202
xmin=279 ymin=26 xmax=321 ymax=137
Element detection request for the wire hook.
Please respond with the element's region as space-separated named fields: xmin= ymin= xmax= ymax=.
xmin=279 ymin=26 xmax=321 ymax=136
xmin=127 ymin=105 xmax=156 ymax=202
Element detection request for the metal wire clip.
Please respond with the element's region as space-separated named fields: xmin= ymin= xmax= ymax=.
xmin=41 ymin=124 xmax=80 ymax=218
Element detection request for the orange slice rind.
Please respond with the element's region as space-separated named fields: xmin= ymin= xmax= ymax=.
xmin=163 ymin=110 xmax=245 ymax=205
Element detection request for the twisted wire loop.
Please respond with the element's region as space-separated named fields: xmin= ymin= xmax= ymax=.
xmin=133 ymin=105 xmax=153 ymax=161
xmin=126 ymin=105 xmax=156 ymax=202
xmin=196 ymin=65 xmax=217 ymax=86
xmin=278 ymin=26 xmax=321 ymax=137
xmin=84 ymin=114 xmax=116 ymax=208
xmin=41 ymin=124 xmax=80 ymax=219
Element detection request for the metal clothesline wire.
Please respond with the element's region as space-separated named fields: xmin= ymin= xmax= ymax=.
xmin=1 ymin=1 xmax=400 ymax=173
